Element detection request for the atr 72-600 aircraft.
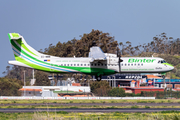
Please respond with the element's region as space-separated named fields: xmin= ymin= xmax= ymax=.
xmin=8 ymin=33 xmax=174 ymax=81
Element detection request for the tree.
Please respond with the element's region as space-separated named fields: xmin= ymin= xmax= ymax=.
xmin=108 ymin=87 xmax=125 ymax=97
xmin=176 ymin=69 xmax=180 ymax=78
xmin=0 ymin=77 xmax=23 ymax=96
xmin=43 ymin=29 xmax=118 ymax=57
xmin=34 ymin=71 xmax=50 ymax=86
xmin=3 ymin=65 xmax=33 ymax=84
xmin=90 ymin=81 xmax=111 ymax=96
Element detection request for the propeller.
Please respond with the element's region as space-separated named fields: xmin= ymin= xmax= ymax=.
xmin=117 ymin=47 xmax=123 ymax=72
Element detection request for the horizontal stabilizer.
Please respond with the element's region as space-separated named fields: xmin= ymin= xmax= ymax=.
xmin=8 ymin=61 xmax=32 ymax=68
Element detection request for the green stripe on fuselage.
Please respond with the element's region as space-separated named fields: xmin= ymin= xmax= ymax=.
xmin=14 ymin=54 xmax=61 ymax=73
xmin=11 ymin=40 xmax=115 ymax=75
xmin=14 ymin=39 xmax=38 ymax=57
xmin=162 ymin=63 xmax=173 ymax=67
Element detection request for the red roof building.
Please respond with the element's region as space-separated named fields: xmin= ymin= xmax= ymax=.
xmin=122 ymin=86 xmax=164 ymax=94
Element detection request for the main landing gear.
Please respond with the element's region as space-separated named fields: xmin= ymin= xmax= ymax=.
xmin=95 ymin=75 xmax=102 ymax=81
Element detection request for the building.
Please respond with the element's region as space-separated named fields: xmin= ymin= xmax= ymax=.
xmin=19 ymin=85 xmax=91 ymax=97
xmin=47 ymin=73 xmax=180 ymax=95
xmin=101 ymin=73 xmax=146 ymax=87
xmin=122 ymin=86 xmax=164 ymax=94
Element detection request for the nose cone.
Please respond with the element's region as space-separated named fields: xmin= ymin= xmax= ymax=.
xmin=163 ymin=63 xmax=174 ymax=71
xmin=170 ymin=66 xmax=174 ymax=71
xmin=166 ymin=63 xmax=174 ymax=71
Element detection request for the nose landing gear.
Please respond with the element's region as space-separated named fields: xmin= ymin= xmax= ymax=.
xmin=95 ymin=75 xmax=102 ymax=81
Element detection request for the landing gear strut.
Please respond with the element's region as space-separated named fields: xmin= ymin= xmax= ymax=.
xmin=162 ymin=75 xmax=166 ymax=88
xmin=96 ymin=75 xmax=101 ymax=81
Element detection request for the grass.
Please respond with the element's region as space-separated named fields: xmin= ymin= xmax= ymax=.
xmin=145 ymin=106 xmax=150 ymax=109
xmin=1 ymin=99 xmax=180 ymax=109
xmin=0 ymin=104 xmax=179 ymax=109
xmin=131 ymin=105 xmax=139 ymax=109
xmin=1 ymin=99 xmax=180 ymax=104
xmin=69 ymin=100 xmax=73 ymax=103
xmin=1 ymin=111 xmax=180 ymax=120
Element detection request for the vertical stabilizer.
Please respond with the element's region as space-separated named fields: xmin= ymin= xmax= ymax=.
xmin=8 ymin=33 xmax=44 ymax=61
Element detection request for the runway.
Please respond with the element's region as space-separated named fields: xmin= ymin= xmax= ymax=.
xmin=1 ymin=108 xmax=180 ymax=113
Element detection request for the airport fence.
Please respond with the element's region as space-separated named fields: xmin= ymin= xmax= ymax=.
xmin=0 ymin=96 xmax=155 ymax=100
xmin=141 ymin=90 xmax=180 ymax=99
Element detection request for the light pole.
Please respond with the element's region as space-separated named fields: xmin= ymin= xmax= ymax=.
xmin=24 ymin=71 xmax=26 ymax=96
xmin=107 ymin=76 xmax=111 ymax=87
xmin=113 ymin=76 xmax=116 ymax=88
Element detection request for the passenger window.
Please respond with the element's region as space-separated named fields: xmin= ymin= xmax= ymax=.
xmin=141 ymin=63 xmax=143 ymax=66
xmin=105 ymin=64 xmax=107 ymax=66
xmin=128 ymin=64 xmax=130 ymax=66
xmin=84 ymin=64 xmax=86 ymax=66
xmin=71 ymin=64 xmax=73 ymax=66
xmin=98 ymin=64 xmax=100 ymax=66
xmin=77 ymin=64 xmax=79 ymax=66
xmin=95 ymin=64 xmax=96 ymax=66
xmin=101 ymin=64 xmax=103 ymax=66
xmin=91 ymin=64 xmax=93 ymax=66
xmin=125 ymin=64 xmax=126 ymax=66
xmin=88 ymin=64 xmax=89 ymax=66
xmin=67 ymin=64 xmax=69 ymax=66
xmin=81 ymin=64 xmax=83 ymax=66
xmin=64 ymin=64 xmax=66 ymax=66
xmin=74 ymin=64 xmax=76 ymax=66
xmin=131 ymin=64 xmax=133 ymax=66
xmin=134 ymin=64 xmax=136 ymax=66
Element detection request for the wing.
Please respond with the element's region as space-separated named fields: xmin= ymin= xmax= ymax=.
xmin=89 ymin=46 xmax=107 ymax=62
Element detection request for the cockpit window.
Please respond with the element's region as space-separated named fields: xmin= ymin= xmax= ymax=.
xmin=158 ymin=60 xmax=167 ymax=64
xmin=161 ymin=60 xmax=167 ymax=63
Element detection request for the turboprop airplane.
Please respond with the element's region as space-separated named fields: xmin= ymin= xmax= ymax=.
xmin=8 ymin=33 xmax=174 ymax=81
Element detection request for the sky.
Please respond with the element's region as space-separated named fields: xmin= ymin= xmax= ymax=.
xmin=1 ymin=0 xmax=180 ymax=77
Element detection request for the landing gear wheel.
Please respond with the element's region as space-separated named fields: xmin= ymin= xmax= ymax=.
xmin=162 ymin=75 xmax=165 ymax=79
xmin=96 ymin=76 xmax=101 ymax=81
